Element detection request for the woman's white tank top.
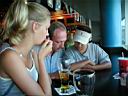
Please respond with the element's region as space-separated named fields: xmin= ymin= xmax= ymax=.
xmin=0 ymin=47 xmax=38 ymax=96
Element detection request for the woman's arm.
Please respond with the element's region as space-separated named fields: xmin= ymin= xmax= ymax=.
xmin=1 ymin=50 xmax=45 ymax=95
xmin=38 ymin=59 xmax=52 ymax=96
xmin=91 ymin=62 xmax=112 ymax=70
xmin=70 ymin=60 xmax=93 ymax=71
xmin=32 ymin=50 xmax=52 ymax=84
xmin=37 ymin=39 xmax=53 ymax=96
xmin=81 ymin=60 xmax=111 ymax=71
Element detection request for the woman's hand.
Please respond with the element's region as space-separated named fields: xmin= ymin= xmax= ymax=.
xmin=38 ymin=39 xmax=53 ymax=60
xmin=82 ymin=60 xmax=96 ymax=70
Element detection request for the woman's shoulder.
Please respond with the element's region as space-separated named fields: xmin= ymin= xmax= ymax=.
xmin=0 ymin=43 xmax=10 ymax=52
xmin=89 ymin=42 xmax=101 ymax=48
xmin=0 ymin=47 xmax=17 ymax=63
xmin=0 ymin=46 xmax=16 ymax=54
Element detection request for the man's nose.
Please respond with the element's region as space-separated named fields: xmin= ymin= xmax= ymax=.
xmin=60 ymin=42 xmax=65 ymax=48
xmin=78 ymin=44 xmax=82 ymax=47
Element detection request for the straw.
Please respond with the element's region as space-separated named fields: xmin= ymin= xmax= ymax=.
xmin=122 ymin=52 xmax=124 ymax=57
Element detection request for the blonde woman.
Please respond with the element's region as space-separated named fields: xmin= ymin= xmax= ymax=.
xmin=0 ymin=0 xmax=52 ymax=96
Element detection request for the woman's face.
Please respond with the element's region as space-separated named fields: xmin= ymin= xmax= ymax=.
xmin=74 ymin=41 xmax=87 ymax=53
xmin=35 ymin=18 xmax=50 ymax=45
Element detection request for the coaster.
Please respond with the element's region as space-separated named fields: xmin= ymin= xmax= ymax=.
xmin=54 ymin=85 xmax=76 ymax=95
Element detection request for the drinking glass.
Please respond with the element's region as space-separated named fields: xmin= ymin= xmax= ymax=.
xmin=118 ymin=57 xmax=128 ymax=86
xmin=57 ymin=58 xmax=71 ymax=93
xmin=73 ymin=69 xmax=95 ymax=96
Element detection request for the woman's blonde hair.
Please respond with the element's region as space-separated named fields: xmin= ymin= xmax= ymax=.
xmin=2 ymin=0 xmax=50 ymax=45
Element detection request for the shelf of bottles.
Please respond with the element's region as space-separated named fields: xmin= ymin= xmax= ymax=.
xmin=50 ymin=0 xmax=87 ymax=26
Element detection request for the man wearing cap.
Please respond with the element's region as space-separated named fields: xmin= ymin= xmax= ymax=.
xmin=64 ymin=25 xmax=111 ymax=71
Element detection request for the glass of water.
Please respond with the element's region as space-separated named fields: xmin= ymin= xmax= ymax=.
xmin=73 ymin=69 xmax=95 ymax=96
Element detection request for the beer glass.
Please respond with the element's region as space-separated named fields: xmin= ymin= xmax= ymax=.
xmin=57 ymin=58 xmax=71 ymax=93
xmin=73 ymin=69 xmax=95 ymax=96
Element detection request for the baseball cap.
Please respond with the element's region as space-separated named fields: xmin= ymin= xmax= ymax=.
xmin=73 ymin=30 xmax=92 ymax=44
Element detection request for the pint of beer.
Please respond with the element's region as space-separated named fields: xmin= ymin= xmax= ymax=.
xmin=59 ymin=69 xmax=69 ymax=92
xmin=57 ymin=58 xmax=71 ymax=93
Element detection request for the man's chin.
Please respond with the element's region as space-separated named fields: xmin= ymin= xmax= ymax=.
xmin=55 ymin=48 xmax=61 ymax=52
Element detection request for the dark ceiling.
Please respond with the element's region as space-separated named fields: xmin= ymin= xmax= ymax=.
xmin=0 ymin=0 xmax=125 ymax=21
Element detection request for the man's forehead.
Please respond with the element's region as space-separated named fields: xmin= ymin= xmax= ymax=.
xmin=53 ymin=29 xmax=67 ymax=37
xmin=54 ymin=28 xmax=64 ymax=32
xmin=54 ymin=28 xmax=66 ymax=35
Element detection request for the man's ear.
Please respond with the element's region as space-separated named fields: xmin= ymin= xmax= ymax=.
xmin=31 ymin=21 xmax=39 ymax=33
